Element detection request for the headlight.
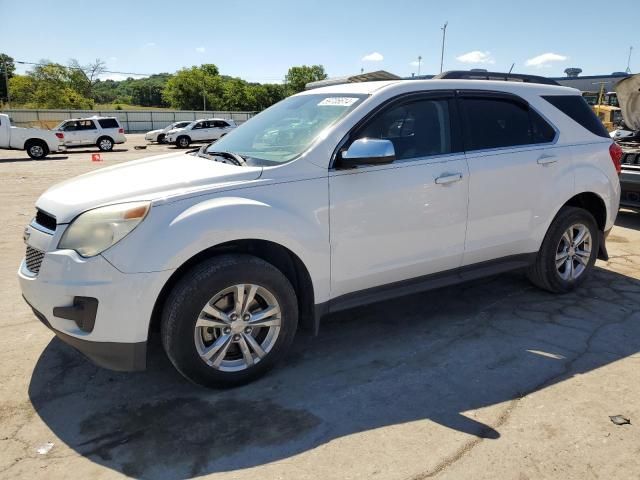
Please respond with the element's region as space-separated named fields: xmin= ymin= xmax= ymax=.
xmin=58 ymin=201 xmax=150 ymax=257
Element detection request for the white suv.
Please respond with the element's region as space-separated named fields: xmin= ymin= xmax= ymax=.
xmin=19 ymin=72 xmax=621 ymax=387
xmin=165 ymin=118 xmax=236 ymax=148
xmin=55 ymin=116 xmax=126 ymax=151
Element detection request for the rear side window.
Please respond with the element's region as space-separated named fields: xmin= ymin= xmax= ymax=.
xmin=357 ymin=98 xmax=453 ymax=160
xmin=98 ymin=118 xmax=120 ymax=129
xmin=460 ymin=97 xmax=556 ymax=151
xmin=542 ymin=95 xmax=609 ymax=138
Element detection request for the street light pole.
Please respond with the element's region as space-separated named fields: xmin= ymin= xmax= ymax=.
xmin=2 ymin=60 xmax=10 ymax=108
xmin=417 ymin=55 xmax=422 ymax=76
xmin=440 ymin=21 xmax=448 ymax=74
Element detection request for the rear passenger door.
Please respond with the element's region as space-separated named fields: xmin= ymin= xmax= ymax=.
xmin=458 ymin=91 xmax=570 ymax=266
xmin=78 ymin=119 xmax=97 ymax=145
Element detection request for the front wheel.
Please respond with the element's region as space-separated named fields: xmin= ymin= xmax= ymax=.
xmin=528 ymin=206 xmax=599 ymax=293
xmin=176 ymin=136 xmax=190 ymax=148
xmin=157 ymin=133 xmax=166 ymax=143
xmin=161 ymin=254 xmax=298 ymax=388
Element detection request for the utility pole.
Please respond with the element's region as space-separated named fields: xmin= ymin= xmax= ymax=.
xmin=2 ymin=60 xmax=10 ymax=108
xmin=202 ymin=77 xmax=206 ymax=111
xmin=626 ymin=46 xmax=634 ymax=74
xmin=439 ymin=21 xmax=448 ymax=74
xmin=417 ymin=55 xmax=422 ymax=76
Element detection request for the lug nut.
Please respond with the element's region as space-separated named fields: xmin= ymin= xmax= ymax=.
xmin=233 ymin=334 xmax=241 ymax=341
xmin=244 ymin=327 xmax=252 ymax=334
xmin=230 ymin=313 xmax=238 ymax=321
xmin=223 ymin=327 xmax=231 ymax=334
xmin=243 ymin=314 xmax=250 ymax=321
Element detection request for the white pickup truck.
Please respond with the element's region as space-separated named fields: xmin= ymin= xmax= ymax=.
xmin=0 ymin=113 xmax=66 ymax=159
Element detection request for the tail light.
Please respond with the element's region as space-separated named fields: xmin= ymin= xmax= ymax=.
xmin=55 ymin=132 xmax=64 ymax=139
xmin=118 ymin=128 xmax=124 ymax=133
xmin=609 ymin=142 xmax=623 ymax=174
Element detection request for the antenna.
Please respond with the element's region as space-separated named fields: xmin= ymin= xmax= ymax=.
xmin=508 ymin=63 xmax=515 ymax=74
xmin=626 ymin=46 xmax=633 ymax=74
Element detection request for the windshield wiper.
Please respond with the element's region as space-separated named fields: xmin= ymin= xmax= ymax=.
xmin=196 ymin=147 xmax=247 ymax=167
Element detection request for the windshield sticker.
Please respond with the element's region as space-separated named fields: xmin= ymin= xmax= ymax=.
xmin=318 ymin=97 xmax=359 ymax=107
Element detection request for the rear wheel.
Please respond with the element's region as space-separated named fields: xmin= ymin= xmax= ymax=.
xmin=26 ymin=140 xmax=48 ymax=160
xmin=176 ymin=136 xmax=190 ymax=148
xmin=97 ymin=136 xmax=114 ymax=151
xmin=528 ymin=207 xmax=599 ymax=293
xmin=161 ymin=254 xmax=298 ymax=388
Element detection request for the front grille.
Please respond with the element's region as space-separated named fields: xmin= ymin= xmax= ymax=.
xmin=25 ymin=246 xmax=45 ymax=275
xmin=35 ymin=209 xmax=56 ymax=231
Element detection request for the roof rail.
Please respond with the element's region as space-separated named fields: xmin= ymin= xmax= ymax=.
xmin=433 ymin=70 xmax=560 ymax=86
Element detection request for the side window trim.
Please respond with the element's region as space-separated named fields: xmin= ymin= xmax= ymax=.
xmin=330 ymin=90 xmax=462 ymax=170
xmin=456 ymin=91 xmax=558 ymax=154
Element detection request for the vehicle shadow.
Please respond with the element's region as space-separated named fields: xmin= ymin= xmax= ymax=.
xmin=63 ymin=148 xmax=128 ymax=154
xmin=0 ymin=155 xmax=69 ymax=163
xmin=28 ymin=266 xmax=640 ymax=479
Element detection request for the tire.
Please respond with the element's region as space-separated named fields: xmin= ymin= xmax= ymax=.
xmin=528 ymin=206 xmax=599 ymax=293
xmin=176 ymin=136 xmax=190 ymax=148
xmin=25 ymin=140 xmax=48 ymax=160
xmin=161 ymin=254 xmax=298 ymax=388
xmin=157 ymin=133 xmax=166 ymax=144
xmin=97 ymin=136 xmax=114 ymax=151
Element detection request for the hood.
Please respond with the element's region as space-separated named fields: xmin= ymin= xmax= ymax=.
xmin=37 ymin=152 xmax=263 ymax=223
xmin=615 ymin=74 xmax=640 ymax=131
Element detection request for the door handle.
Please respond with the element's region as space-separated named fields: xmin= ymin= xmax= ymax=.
xmin=435 ymin=173 xmax=463 ymax=185
xmin=537 ymin=154 xmax=558 ymax=165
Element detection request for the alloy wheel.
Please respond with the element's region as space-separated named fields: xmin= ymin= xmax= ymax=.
xmin=194 ymin=284 xmax=282 ymax=372
xmin=555 ymin=223 xmax=592 ymax=281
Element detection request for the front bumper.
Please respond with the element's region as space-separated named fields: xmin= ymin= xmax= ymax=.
xmin=24 ymin=297 xmax=146 ymax=371
xmin=18 ymin=223 xmax=174 ymax=371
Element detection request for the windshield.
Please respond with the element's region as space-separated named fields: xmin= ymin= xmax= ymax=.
xmin=208 ymin=93 xmax=366 ymax=163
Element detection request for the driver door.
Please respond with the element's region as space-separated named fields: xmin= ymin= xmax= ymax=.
xmin=329 ymin=92 xmax=469 ymax=299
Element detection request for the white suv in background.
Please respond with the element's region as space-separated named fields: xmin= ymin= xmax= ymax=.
xmin=55 ymin=116 xmax=126 ymax=151
xmin=145 ymin=121 xmax=192 ymax=144
xmin=165 ymin=118 xmax=237 ymax=148
xmin=20 ymin=72 xmax=621 ymax=388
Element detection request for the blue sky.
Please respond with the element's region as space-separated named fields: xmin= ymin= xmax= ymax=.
xmin=1 ymin=0 xmax=637 ymax=83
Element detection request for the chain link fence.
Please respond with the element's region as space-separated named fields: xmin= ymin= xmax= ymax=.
xmin=2 ymin=109 xmax=257 ymax=132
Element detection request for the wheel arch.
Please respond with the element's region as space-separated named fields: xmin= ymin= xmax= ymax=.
xmin=24 ymin=137 xmax=49 ymax=152
xmin=149 ymin=239 xmax=316 ymax=339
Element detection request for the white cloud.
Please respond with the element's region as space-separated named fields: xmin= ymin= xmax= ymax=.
xmin=409 ymin=60 xmax=420 ymax=67
xmin=456 ymin=51 xmax=495 ymax=64
xmin=362 ymin=52 xmax=383 ymax=62
xmin=144 ymin=42 xmax=156 ymax=48
xmin=525 ymin=52 xmax=567 ymax=68
xmin=109 ymin=56 xmax=118 ymax=62
xmin=195 ymin=46 xmax=206 ymax=53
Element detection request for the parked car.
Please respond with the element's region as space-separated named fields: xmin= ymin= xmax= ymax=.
xmin=165 ymin=118 xmax=236 ymax=148
xmin=0 ymin=113 xmax=66 ymax=159
xmin=20 ymin=73 xmax=621 ymax=387
xmin=611 ymin=73 xmax=640 ymax=210
xmin=54 ymin=116 xmax=126 ymax=151
xmin=145 ymin=121 xmax=192 ymax=143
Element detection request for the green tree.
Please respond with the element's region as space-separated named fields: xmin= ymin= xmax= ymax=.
xmin=163 ymin=64 xmax=223 ymax=110
xmin=285 ymin=65 xmax=327 ymax=94
xmin=0 ymin=53 xmax=15 ymax=103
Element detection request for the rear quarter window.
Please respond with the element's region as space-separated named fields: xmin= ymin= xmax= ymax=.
xmin=542 ymin=95 xmax=610 ymax=138
xmin=98 ymin=118 xmax=120 ymax=129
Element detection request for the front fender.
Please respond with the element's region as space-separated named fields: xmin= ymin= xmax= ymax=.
xmin=102 ymin=178 xmax=331 ymax=302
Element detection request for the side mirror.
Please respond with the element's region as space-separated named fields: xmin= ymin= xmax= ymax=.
xmin=338 ymin=138 xmax=396 ymax=168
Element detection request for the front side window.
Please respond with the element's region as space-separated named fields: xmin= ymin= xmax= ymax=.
xmin=209 ymin=93 xmax=366 ymax=164
xmin=193 ymin=122 xmax=205 ymax=130
xmin=356 ymin=98 xmax=452 ymax=160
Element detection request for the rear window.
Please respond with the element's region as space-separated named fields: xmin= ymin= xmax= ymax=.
xmin=542 ymin=95 xmax=609 ymax=138
xmin=98 ymin=118 xmax=120 ymax=129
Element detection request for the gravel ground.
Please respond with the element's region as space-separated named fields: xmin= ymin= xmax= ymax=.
xmin=1 ymin=134 xmax=639 ymax=479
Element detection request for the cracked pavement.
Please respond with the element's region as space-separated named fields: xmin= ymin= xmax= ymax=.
xmin=1 ymin=136 xmax=639 ymax=479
